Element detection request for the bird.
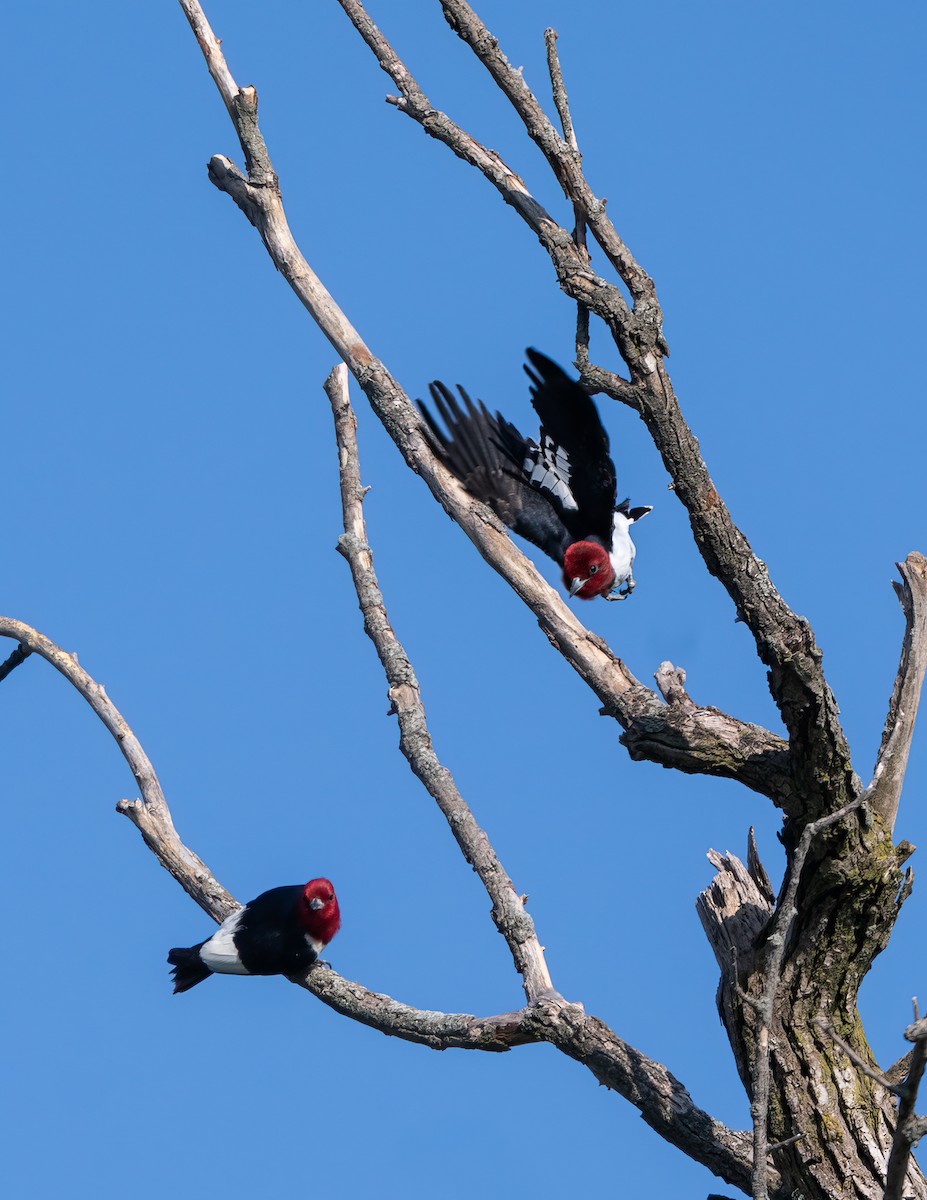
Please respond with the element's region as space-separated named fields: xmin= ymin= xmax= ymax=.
xmin=168 ymin=878 xmax=341 ymax=993
xmin=420 ymin=349 xmax=652 ymax=601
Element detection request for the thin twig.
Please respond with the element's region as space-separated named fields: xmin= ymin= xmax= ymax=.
xmin=544 ymin=28 xmax=576 ymax=150
xmin=766 ymin=1132 xmax=804 ymax=1154
xmin=0 ymin=642 xmax=32 ymax=682
xmin=543 ymin=28 xmax=590 ymax=372
xmin=884 ymin=1017 xmax=927 ymax=1199
xmin=814 ymin=1020 xmax=901 ymax=1095
xmin=324 ymin=363 xmax=556 ymax=1004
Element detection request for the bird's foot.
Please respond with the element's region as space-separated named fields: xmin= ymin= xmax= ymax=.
xmin=606 ymin=577 xmax=635 ymax=601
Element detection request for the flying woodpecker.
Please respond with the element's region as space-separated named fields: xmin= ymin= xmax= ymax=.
xmin=168 ymin=878 xmax=341 ymax=993
xmin=420 ymin=349 xmax=652 ymax=601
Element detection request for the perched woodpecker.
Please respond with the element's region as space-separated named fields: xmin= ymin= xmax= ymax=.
xmin=420 ymin=349 xmax=652 ymax=600
xmin=168 ymin=878 xmax=341 ymax=994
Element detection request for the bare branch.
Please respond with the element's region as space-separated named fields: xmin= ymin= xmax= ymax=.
xmin=0 ymin=641 xmax=31 ymax=682
xmin=864 ymin=552 xmax=927 ymax=830
xmin=884 ymin=1017 xmax=927 ymax=1200
xmin=543 ymin=28 xmax=576 ymax=154
xmin=175 ymin=0 xmax=794 ymax=808
xmin=577 ymin=359 xmax=638 ymax=406
xmin=0 ymin=615 xmax=232 ymax=916
xmin=543 ymin=26 xmax=590 ymax=363
xmin=529 ymin=1002 xmax=763 ymax=1194
xmin=303 ymin=971 xmax=534 ymax=1051
xmin=886 ymin=1051 xmax=916 ymax=1088
xmin=654 ymin=661 xmax=697 ymax=713
xmin=440 ymin=0 xmax=656 ymax=308
xmin=177 ymin=0 xmax=237 ymax=111
xmin=324 ymin=363 xmax=556 ymax=1004
xmin=766 ymin=1133 xmax=804 ymax=1154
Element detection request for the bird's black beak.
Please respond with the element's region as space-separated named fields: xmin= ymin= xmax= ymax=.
xmin=309 ymin=897 xmax=325 ymax=910
xmin=568 ymin=577 xmax=587 ymax=597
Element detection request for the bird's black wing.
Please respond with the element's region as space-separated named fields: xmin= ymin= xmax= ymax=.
xmin=523 ymin=348 xmax=617 ymax=546
xmin=420 ymin=382 xmax=573 ymax=566
xmin=237 ymin=885 xmax=318 ymax=976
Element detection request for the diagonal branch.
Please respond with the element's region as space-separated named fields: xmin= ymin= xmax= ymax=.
xmin=864 ymin=552 xmax=927 ymax=831
xmin=324 ymin=363 xmax=555 ymax=1004
xmin=0 ymin=615 xmax=232 ymax=916
xmin=174 ymin=0 xmax=794 ymax=810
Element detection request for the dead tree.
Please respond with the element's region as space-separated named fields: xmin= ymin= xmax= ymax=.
xmin=3 ymin=4 xmax=925 ymax=1198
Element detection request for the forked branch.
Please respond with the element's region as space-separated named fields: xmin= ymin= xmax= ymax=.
xmin=324 ymin=363 xmax=555 ymax=1004
xmin=0 ymin=616 xmax=528 ymax=1047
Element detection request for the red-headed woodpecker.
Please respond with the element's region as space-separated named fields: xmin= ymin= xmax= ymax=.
xmin=168 ymin=878 xmax=341 ymax=994
xmin=420 ymin=349 xmax=652 ymax=601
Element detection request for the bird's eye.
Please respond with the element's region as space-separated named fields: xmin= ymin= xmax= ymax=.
xmin=589 ymin=564 xmax=598 ymax=574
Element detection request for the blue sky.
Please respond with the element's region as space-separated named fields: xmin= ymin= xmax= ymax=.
xmin=4 ymin=2 xmax=925 ymax=1196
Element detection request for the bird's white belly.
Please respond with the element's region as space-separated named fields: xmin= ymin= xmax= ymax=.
xmin=609 ymin=517 xmax=636 ymax=586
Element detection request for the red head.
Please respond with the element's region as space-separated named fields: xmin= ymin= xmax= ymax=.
xmin=562 ymin=541 xmax=614 ymax=600
xmin=298 ymin=877 xmax=342 ymax=947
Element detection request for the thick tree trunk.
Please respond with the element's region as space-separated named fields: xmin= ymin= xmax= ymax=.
xmin=699 ymin=821 xmax=920 ymax=1199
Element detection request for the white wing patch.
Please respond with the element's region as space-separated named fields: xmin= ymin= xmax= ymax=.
xmin=199 ymin=908 xmax=251 ymax=975
xmin=524 ymin=436 xmax=578 ymax=512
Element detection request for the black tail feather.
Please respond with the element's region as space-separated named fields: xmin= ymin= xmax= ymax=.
xmin=167 ymin=945 xmax=212 ymax=994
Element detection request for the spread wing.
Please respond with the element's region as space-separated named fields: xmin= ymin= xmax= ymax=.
xmin=420 ymin=382 xmax=572 ymax=566
xmin=522 ymin=348 xmax=617 ymax=547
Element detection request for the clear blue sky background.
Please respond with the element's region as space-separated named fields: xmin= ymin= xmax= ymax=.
xmin=5 ymin=2 xmax=925 ymax=1196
